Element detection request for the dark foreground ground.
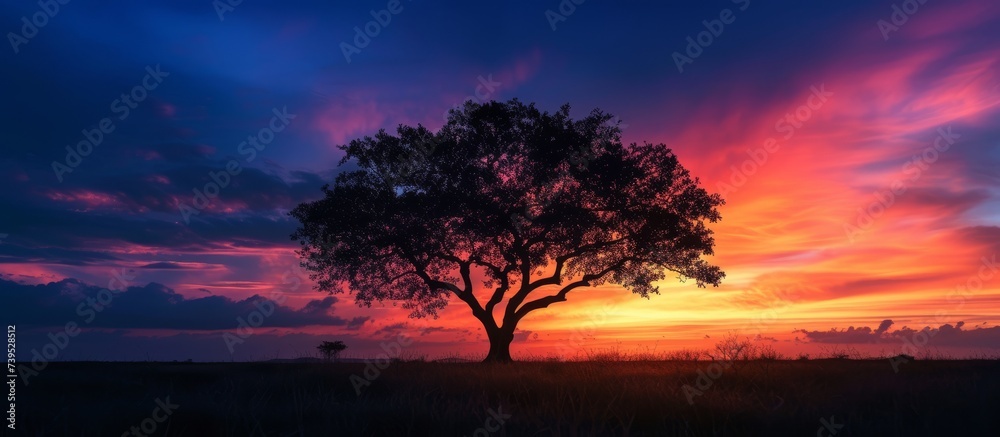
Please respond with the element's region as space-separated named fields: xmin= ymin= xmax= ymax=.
xmin=12 ymin=360 xmax=1000 ymax=436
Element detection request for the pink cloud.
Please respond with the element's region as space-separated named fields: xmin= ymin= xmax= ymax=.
xmin=310 ymin=49 xmax=545 ymax=149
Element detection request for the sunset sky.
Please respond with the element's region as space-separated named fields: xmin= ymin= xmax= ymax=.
xmin=2 ymin=0 xmax=999 ymax=361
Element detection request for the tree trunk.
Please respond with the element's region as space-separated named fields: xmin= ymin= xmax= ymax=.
xmin=483 ymin=327 xmax=514 ymax=363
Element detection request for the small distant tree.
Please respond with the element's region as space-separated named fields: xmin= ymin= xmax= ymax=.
xmin=317 ymin=340 xmax=348 ymax=362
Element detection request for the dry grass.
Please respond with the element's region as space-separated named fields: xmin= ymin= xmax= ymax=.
xmin=17 ymin=357 xmax=1000 ymax=436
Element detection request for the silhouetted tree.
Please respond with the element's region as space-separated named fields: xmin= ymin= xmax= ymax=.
xmin=291 ymin=99 xmax=725 ymax=363
xmin=317 ymin=340 xmax=347 ymax=362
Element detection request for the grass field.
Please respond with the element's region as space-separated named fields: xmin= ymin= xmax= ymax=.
xmin=15 ymin=359 xmax=1000 ymax=436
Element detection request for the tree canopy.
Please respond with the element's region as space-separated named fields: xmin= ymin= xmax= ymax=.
xmin=291 ymin=99 xmax=725 ymax=362
xmin=317 ymin=340 xmax=347 ymax=361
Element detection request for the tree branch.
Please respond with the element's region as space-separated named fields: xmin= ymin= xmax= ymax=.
xmin=402 ymin=251 xmax=490 ymax=323
xmin=513 ymin=258 xmax=635 ymax=320
xmin=386 ymin=271 xmax=419 ymax=284
xmin=473 ymin=256 xmax=517 ymax=314
xmin=502 ymin=236 xmax=629 ymax=324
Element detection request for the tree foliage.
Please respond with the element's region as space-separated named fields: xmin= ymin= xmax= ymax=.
xmin=292 ymin=99 xmax=725 ymax=361
xmin=317 ymin=340 xmax=348 ymax=361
